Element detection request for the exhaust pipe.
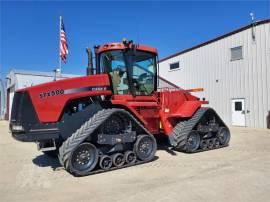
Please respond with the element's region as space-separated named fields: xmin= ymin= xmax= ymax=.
xmin=86 ymin=47 xmax=94 ymax=75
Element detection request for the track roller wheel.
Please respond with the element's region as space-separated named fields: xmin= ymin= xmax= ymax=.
xmin=99 ymin=155 xmax=112 ymax=170
xmin=185 ymin=131 xmax=200 ymax=152
xmin=207 ymin=139 xmax=214 ymax=149
xmin=112 ymin=153 xmax=125 ymax=167
xmin=124 ymin=151 xmax=136 ymax=164
xmin=217 ymin=127 xmax=231 ymax=146
xmin=134 ymin=135 xmax=157 ymax=161
xmin=200 ymin=140 xmax=208 ymax=150
xmin=214 ymin=138 xmax=220 ymax=148
xmin=69 ymin=142 xmax=98 ymax=176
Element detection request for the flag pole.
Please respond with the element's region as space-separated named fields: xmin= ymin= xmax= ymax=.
xmin=59 ymin=15 xmax=62 ymax=75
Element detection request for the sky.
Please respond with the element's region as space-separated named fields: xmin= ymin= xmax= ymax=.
xmin=0 ymin=0 xmax=269 ymax=78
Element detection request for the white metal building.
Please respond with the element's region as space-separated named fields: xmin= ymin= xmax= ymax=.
xmin=5 ymin=69 xmax=80 ymax=120
xmin=0 ymin=79 xmax=6 ymax=120
xmin=159 ymin=19 xmax=270 ymax=129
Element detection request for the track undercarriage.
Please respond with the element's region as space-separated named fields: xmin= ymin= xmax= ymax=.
xmin=170 ymin=107 xmax=231 ymax=153
xmin=58 ymin=108 xmax=157 ymax=176
xmin=57 ymin=107 xmax=230 ymax=176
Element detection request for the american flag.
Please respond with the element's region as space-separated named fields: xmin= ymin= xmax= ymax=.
xmin=59 ymin=17 xmax=68 ymax=63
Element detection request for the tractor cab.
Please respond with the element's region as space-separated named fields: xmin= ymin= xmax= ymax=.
xmin=94 ymin=40 xmax=158 ymax=96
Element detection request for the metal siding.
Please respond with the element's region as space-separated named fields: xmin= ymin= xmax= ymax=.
xmin=159 ymin=22 xmax=270 ymax=128
xmin=0 ymin=80 xmax=6 ymax=119
xmin=5 ymin=70 xmax=81 ymax=120
xmin=264 ymin=23 xmax=270 ymax=128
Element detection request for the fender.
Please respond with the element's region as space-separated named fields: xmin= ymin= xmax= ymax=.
xmin=168 ymin=101 xmax=201 ymax=118
xmin=158 ymin=90 xmax=203 ymax=135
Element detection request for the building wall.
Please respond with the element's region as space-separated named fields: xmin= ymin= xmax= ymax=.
xmin=158 ymin=76 xmax=180 ymax=89
xmin=159 ymin=22 xmax=270 ymax=128
xmin=0 ymin=80 xmax=6 ymax=119
xmin=6 ymin=70 xmax=80 ymax=120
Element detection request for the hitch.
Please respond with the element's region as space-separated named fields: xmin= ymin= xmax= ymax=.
xmin=37 ymin=139 xmax=56 ymax=152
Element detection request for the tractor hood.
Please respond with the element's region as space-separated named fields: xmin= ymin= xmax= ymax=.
xmin=13 ymin=74 xmax=112 ymax=123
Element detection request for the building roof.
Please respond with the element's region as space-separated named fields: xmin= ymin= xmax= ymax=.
xmin=6 ymin=69 xmax=81 ymax=90
xmin=7 ymin=69 xmax=80 ymax=78
xmin=159 ymin=19 xmax=270 ymax=63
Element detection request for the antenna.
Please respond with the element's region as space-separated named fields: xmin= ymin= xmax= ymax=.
xmin=249 ymin=12 xmax=255 ymax=23
xmin=250 ymin=12 xmax=256 ymax=41
xmin=250 ymin=12 xmax=254 ymax=22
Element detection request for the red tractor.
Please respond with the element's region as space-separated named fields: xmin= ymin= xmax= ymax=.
xmin=10 ymin=40 xmax=230 ymax=176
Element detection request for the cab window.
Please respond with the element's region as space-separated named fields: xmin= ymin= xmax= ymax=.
xmin=100 ymin=51 xmax=129 ymax=95
xmin=132 ymin=52 xmax=156 ymax=95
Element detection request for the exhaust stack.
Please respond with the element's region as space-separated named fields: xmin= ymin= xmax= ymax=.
xmin=86 ymin=47 xmax=94 ymax=75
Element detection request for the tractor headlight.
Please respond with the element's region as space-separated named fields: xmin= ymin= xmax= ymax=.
xmin=12 ymin=125 xmax=24 ymax=132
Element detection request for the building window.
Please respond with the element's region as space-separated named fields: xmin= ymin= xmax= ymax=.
xmin=169 ymin=62 xmax=180 ymax=70
xmin=235 ymin=101 xmax=242 ymax=111
xmin=231 ymin=46 xmax=243 ymax=61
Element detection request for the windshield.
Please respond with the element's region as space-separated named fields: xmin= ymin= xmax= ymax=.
xmin=99 ymin=50 xmax=157 ymax=95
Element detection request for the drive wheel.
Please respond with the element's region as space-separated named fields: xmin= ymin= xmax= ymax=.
xmin=134 ymin=135 xmax=157 ymax=161
xmin=69 ymin=142 xmax=98 ymax=176
xmin=217 ymin=127 xmax=230 ymax=145
xmin=186 ymin=131 xmax=200 ymax=152
xmin=100 ymin=114 xmax=126 ymax=134
xmin=112 ymin=153 xmax=125 ymax=167
xmin=99 ymin=155 xmax=112 ymax=170
xmin=124 ymin=151 xmax=136 ymax=164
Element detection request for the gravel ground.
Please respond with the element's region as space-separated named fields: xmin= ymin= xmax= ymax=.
xmin=0 ymin=120 xmax=269 ymax=202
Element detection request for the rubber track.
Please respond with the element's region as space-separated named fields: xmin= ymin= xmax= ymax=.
xmin=58 ymin=108 xmax=155 ymax=176
xmin=169 ymin=107 xmax=208 ymax=147
xmin=169 ymin=107 xmax=229 ymax=152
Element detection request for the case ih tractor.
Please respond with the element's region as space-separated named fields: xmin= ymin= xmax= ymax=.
xmin=10 ymin=40 xmax=230 ymax=176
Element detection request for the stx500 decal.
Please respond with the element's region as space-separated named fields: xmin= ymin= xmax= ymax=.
xmin=39 ymin=86 xmax=110 ymax=99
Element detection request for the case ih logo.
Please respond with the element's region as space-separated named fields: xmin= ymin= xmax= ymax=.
xmin=64 ymin=86 xmax=109 ymax=94
xmin=39 ymin=86 xmax=109 ymax=99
